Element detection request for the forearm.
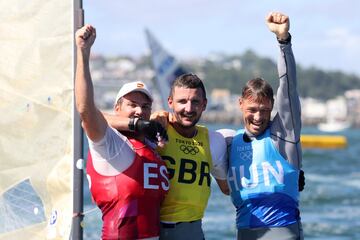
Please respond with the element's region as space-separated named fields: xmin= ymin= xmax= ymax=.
xmin=75 ymin=49 xmax=106 ymax=141
xmin=103 ymin=112 xmax=131 ymax=131
xmin=215 ymin=178 xmax=230 ymax=195
xmin=75 ymin=49 xmax=94 ymax=113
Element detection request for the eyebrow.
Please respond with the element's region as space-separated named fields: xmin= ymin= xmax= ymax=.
xmin=247 ymin=106 xmax=271 ymax=110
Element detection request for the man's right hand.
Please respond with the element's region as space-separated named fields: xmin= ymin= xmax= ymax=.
xmin=75 ymin=24 xmax=96 ymax=51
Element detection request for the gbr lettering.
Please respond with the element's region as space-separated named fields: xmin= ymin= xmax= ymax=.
xmin=161 ymin=156 xmax=211 ymax=186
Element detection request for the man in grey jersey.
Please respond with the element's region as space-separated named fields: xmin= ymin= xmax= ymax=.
xmin=219 ymin=12 xmax=304 ymax=240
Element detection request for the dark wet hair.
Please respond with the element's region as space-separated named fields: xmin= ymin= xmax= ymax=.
xmin=242 ymin=77 xmax=274 ymax=104
xmin=170 ymin=73 xmax=207 ymax=99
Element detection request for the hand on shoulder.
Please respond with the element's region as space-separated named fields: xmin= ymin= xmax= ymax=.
xmin=150 ymin=110 xmax=177 ymax=129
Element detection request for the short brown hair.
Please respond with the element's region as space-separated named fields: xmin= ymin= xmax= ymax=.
xmin=242 ymin=77 xmax=274 ymax=104
xmin=170 ymin=73 xmax=207 ymax=99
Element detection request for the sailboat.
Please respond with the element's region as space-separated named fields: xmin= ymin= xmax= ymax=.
xmin=317 ymin=97 xmax=351 ymax=132
xmin=0 ymin=1 xmax=84 ymax=239
xmin=318 ymin=119 xmax=351 ymax=132
xmin=145 ymin=29 xmax=187 ymax=110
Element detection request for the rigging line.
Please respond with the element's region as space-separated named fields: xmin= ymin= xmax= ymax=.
xmin=5 ymin=184 xmax=39 ymax=196
xmin=5 ymin=182 xmax=36 ymax=195
xmin=0 ymin=201 xmax=44 ymax=220
xmin=83 ymin=207 xmax=99 ymax=216
xmin=4 ymin=192 xmax=43 ymax=208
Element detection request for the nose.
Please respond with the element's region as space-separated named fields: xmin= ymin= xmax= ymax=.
xmin=253 ymin=111 xmax=261 ymax=121
xmin=134 ymin=105 xmax=143 ymax=116
xmin=184 ymin=101 xmax=193 ymax=112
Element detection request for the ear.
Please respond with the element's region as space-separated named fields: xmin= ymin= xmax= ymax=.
xmin=239 ymin=97 xmax=247 ymax=112
xmin=168 ymin=96 xmax=173 ymax=109
xmin=114 ymin=103 xmax=121 ymax=112
xmin=238 ymin=97 xmax=243 ymax=107
xmin=202 ymin=98 xmax=208 ymax=111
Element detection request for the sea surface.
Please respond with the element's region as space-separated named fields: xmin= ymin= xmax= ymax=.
xmin=83 ymin=125 xmax=360 ymax=240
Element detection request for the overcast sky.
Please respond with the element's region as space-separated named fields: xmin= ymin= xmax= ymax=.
xmin=84 ymin=0 xmax=360 ymax=76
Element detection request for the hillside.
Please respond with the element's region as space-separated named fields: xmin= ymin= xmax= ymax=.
xmin=139 ymin=50 xmax=359 ymax=100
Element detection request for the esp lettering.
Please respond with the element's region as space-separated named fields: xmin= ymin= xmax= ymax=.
xmin=143 ymin=163 xmax=170 ymax=191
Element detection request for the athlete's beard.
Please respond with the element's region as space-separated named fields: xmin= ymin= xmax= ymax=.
xmin=176 ymin=112 xmax=202 ymax=129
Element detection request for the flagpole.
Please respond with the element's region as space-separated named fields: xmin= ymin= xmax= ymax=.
xmin=73 ymin=0 xmax=84 ymax=239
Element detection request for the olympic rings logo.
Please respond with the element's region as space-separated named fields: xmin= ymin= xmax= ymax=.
xmin=179 ymin=145 xmax=199 ymax=155
xmin=240 ymin=151 xmax=252 ymax=161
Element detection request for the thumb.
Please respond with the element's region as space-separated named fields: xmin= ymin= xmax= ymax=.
xmin=265 ymin=12 xmax=273 ymax=23
xmin=150 ymin=111 xmax=169 ymax=129
xmin=169 ymin=113 xmax=177 ymax=124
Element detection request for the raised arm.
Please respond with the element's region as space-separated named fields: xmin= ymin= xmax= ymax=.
xmin=266 ymin=12 xmax=302 ymax=168
xmin=75 ymin=25 xmax=107 ymax=142
xmin=276 ymin=36 xmax=301 ymax=140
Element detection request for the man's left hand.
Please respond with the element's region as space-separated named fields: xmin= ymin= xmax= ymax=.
xmin=299 ymin=169 xmax=305 ymax=191
xmin=266 ymin=12 xmax=290 ymax=40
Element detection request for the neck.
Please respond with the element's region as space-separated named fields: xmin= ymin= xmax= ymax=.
xmin=172 ymin=123 xmax=197 ymax=138
xmin=244 ymin=128 xmax=255 ymax=138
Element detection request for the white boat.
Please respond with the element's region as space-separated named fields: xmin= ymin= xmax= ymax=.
xmin=318 ymin=120 xmax=351 ymax=132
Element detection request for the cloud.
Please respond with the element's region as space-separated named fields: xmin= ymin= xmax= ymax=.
xmin=325 ymin=28 xmax=360 ymax=49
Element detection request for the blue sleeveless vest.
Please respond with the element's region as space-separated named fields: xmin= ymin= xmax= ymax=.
xmin=228 ymin=128 xmax=300 ymax=229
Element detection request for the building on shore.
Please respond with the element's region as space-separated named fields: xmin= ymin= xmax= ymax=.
xmin=90 ymin=54 xmax=360 ymax=128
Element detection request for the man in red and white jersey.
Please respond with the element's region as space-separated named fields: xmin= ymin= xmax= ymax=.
xmin=75 ymin=24 xmax=169 ymax=240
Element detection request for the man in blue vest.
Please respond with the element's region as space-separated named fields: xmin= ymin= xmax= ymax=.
xmin=222 ymin=12 xmax=304 ymax=240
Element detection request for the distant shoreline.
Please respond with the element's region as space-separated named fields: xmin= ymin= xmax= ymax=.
xmin=201 ymin=110 xmax=360 ymax=128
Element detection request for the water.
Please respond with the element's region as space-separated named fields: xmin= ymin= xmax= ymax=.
xmin=83 ymin=126 xmax=360 ymax=239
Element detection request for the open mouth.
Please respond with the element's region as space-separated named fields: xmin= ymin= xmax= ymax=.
xmin=181 ymin=113 xmax=195 ymax=119
xmin=251 ymin=122 xmax=263 ymax=130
